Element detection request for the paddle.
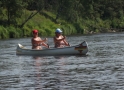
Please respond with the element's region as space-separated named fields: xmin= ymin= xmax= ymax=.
xmin=45 ymin=38 xmax=50 ymax=48
xmin=46 ymin=37 xmax=51 ymax=48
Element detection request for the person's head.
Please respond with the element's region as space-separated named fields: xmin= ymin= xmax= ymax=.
xmin=32 ymin=29 xmax=38 ymax=37
xmin=55 ymin=28 xmax=62 ymax=36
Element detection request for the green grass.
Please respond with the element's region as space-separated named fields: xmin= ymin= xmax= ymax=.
xmin=0 ymin=10 xmax=123 ymax=39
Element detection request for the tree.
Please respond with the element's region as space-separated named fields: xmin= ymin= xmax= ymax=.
xmin=1 ymin=0 xmax=27 ymax=26
xmin=55 ymin=0 xmax=82 ymax=23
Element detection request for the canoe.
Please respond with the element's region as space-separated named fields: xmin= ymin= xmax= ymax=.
xmin=16 ymin=41 xmax=88 ymax=56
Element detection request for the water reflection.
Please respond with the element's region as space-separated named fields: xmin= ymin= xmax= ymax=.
xmin=33 ymin=58 xmax=42 ymax=90
xmin=32 ymin=55 xmax=74 ymax=90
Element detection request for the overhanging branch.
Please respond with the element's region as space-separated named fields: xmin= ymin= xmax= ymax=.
xmin=20 ymin=11 xmax=39 ymax=28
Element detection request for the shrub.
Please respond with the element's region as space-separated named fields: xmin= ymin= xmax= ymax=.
xmin=0 ymin=26 xmax=9 ymax=39
xmin=6 ymin=26 xmax=22 ymax=38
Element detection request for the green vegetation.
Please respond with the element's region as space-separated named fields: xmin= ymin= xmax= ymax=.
xmin=0 ymin=0 xmax=124 ymax=39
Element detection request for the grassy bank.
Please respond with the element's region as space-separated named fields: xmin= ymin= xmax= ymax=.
xmin=0 ymin=10 xmax=123 ymax=39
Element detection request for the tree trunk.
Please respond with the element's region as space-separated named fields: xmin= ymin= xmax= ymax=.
xmin=7 ymin=6 xmax=10 ymax=25
xmin=55 ymin=0 xmax=63 ymax=23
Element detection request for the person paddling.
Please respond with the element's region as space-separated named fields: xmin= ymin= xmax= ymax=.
xmin=53 ymin=28 xmax=70 ymax=48
xmin=31 ymin=29 xmax=49 ymax=50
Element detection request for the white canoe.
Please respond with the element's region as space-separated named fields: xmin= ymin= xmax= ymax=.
xmin=16 ymin=41 xmax=88 ymax=56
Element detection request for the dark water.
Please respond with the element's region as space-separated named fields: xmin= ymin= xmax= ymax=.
xmin=0 ymin=33 xmax=124 ymax=90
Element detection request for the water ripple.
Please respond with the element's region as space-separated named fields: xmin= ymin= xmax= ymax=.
xmin=0 ymin=33 xmax=124 ymax=90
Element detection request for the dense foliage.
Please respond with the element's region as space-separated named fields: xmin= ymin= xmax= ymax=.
xmin=0 ymin=0 xmax=124 ymax=39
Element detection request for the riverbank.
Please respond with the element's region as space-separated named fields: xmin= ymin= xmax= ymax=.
xmin=0 ymin=10 xmax=124 ymax=40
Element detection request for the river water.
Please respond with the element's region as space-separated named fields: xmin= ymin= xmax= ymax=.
xmin=0 ymin=32 xmax=124 ymax=90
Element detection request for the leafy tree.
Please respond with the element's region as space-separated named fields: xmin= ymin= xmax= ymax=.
xmin=0 ymin=0 xmax=27 ymax=25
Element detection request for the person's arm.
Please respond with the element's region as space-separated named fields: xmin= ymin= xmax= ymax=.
xmin=62 ymin=36 xmax=70 ymax=46
xmin=35 ymin=38 xmax=47 ymax=43
xmin=54 ymin=37 xmax=65 ymax=42
xmin=41 ymin=42 xmax=49 ymax=48
xmin=63 ymin=40 xmax=70 ymax=46
xmin=54 ymin=36 xmax=70 ymax=46
xmin=40 ymin=38 xmax=49 ymax=48
xmin=32 ymin=38 xmax=49 ymax=47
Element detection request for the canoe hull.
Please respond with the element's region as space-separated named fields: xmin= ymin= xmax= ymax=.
xmin=16 ymin=41 xmax=88 ymax=56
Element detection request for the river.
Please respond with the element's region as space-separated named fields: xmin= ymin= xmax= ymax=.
xmin=0 ymin=32 xmax=124 ymax=90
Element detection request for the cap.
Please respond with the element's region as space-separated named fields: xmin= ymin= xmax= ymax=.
xmin=32 ymin=29 xmax=38 ymax=34
xmin=55 ymin=28 xmax=62 ymax=33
